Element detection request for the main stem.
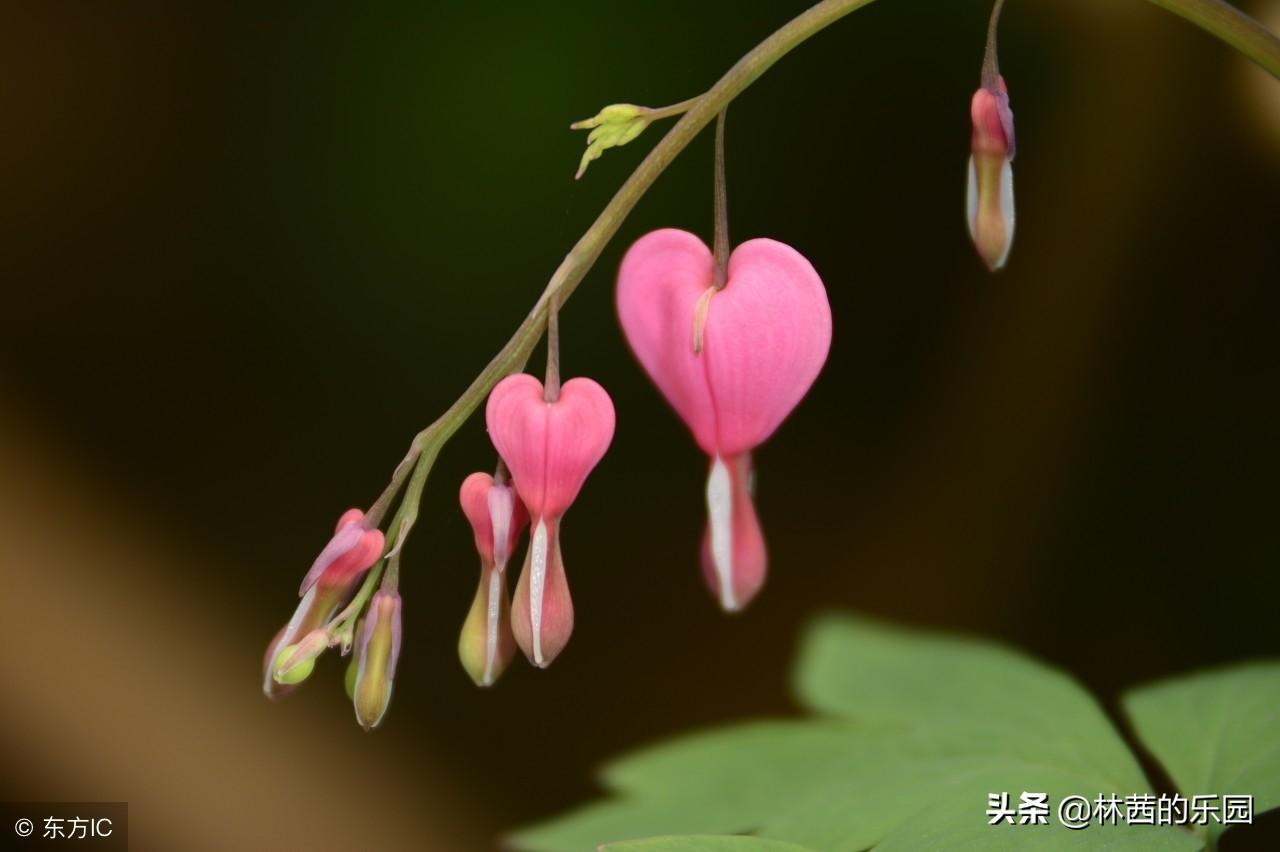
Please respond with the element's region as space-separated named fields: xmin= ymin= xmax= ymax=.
xmin=372 ymin=0 xmax=1280 ymax=560
xmin=393 ymin=0 xmax=884 ymax=481
xmin=1143 ymin=0 xmax=1280 ymax=79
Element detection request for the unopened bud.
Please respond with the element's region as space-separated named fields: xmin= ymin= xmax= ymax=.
xmin=966 ymin=77 xmax=1016 ymax=271
xmin=273 ymin=629 xmax=330 ymax=683
xmin=570 ymin=103 xmax=651 ymax=179
xmin=352 ymin=591 xmax=403 ymax=731
xmin=458 ymin=472 xmax=526 ymax=686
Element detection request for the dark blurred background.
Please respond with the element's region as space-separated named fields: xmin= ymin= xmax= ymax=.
xmin=2 ymin=1 xmax=1278 ymax=849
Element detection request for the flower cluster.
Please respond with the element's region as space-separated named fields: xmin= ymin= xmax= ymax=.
xmin=261 ymin=0 xmax=1036 ymax=729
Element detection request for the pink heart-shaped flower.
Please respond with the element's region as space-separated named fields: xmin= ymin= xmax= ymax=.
xmin=485 ymin=373 xmax=616 ymax=520
xmin=616 ymin=228 xmax=831 ymax=457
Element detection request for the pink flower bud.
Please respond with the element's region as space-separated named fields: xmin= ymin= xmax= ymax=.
xmin=262 ymin=508 xmax=384 ymax=699
xmin=352 ymin=590 xmax=402 ymax=731
xmin=617 ymin=229 xmax=831 ymax=611
xmin=297 ymin=508 xmax=385 ymax=596
xmin=485 ymin=373 xmax=615 ymax=666
xmin=967 ymin=76 xmax=1016 ymax=271
xmin=457 ymin=472 xmax=528 ymax=686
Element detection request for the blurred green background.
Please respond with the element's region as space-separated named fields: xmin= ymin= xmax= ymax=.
xmin=1 ymin=1 xmax=1277 ymax=849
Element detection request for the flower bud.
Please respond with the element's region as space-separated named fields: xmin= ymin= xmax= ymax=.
xmin=570 ymin=103 xmax=651 ymax=179
xmin=457 ymin=472 xmax=527 ymax=686
xmin=262 ymin=508 xmax=383 ymax=699
xmin=273 ymin=629 xmax=330 ymax=684
xmin=298 ymin=508 xmax=385 ymax=596
xmin=352 ymin=590 xmax=402 ymax=731
xmin=966 ymin=77 xmax=1016 ymax=271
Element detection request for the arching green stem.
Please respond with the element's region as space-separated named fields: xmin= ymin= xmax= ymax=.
xmin=371 ymin=0 xmax=1280 ymax=568
xmin=1144 ymin=0 xmax=1280 ymax=79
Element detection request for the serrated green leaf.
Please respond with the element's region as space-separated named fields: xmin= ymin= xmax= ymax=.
xmin=1123 ymin=662 xmax=1280 ymax=842
xmin=793 ymin=614 xmax=1150 ymax=794
xmin=600 ymin=836 xmax=814 ymax=852
xmin=509 ymin=614 xmax=1249 ymax=852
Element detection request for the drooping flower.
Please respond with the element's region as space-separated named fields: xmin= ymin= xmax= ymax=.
xmin=262 ymin=508 xmax=385 ymax=698
xmin=485 ymin=373 xmax=615 ymax=667
xmin=352 ymin=589 xmax=402 ymax=730
xmin=967 ymin=76 xmax=1016 ymax=271
xmin=617 ymin=229 xmax=831 ymax=611
xmin=457 ymin=471 xmax=528 ymax=686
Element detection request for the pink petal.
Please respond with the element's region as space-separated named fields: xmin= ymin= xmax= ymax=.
xmin=486 ymin=374 xmax=551 ymax=515
xmin=543 ymin=378 xmax=615 ymax=517
xmin=485 ymin=374 xmax=615 ymax=519
xmin=617 ymin=231 xmax=831 ymax=457
xmin=616 ymin=229 xmax=719 ymax=454
xmin=703 ymin=239 xmax=831 ymax=456
xmin=510 ymin=517 xmax=573 ymax=667
xmin=334 ymin=508 xmax=365 ymax=534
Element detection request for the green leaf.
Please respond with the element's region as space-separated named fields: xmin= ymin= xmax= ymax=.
xmin=794 ymin=614 xmax=1150 ymax=794
xmin=1123 ymin=662 xmax=1280 ymax=842
xmin=600 ymin=836 xmax=814 ymax=852
xmin=509 ymin=614 xmax=1219 ymax=852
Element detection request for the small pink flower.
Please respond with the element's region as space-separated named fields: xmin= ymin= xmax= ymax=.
xmin=262 ymin=508 xmax=385 ymax=698
xmin=617 ymin=229 xmax=831 ymax=611
xmin=458 ymin=471 xmax=529 ymax=686
xmin=486 ymin=373 xmax=615 ymax=667
xmin=297 ymin=508 xmax=386 ymax=596
xmin=967 ymin=76 xmax=1016 ymax=271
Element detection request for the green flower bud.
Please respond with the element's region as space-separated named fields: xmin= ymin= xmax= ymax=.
xmin=352 ymin=591 xmax=403 ymax=731
xmin=570 ymin=103 xmax=652 ymax=179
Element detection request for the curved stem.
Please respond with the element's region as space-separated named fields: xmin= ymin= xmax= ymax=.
xmin=1143 ymin=0 xmax=1280 ymax=78
xmin=712 ymin=110 xmax=731 ymax=290
xmin=646 ymin=97 xmax=701 ymax=122
xmin=982 ymin=0 xmax=1006 ymax=89
xmin=376 ymin=0 xmax=884 ymax=526
xmin=367 ymin=0 xmax=1280 ymax=565
xmin=544 ymin=294 xmax=561 ymax=402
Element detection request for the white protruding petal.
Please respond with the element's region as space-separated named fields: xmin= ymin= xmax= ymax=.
xmin=706 ymin=455 xmax=736 ymax=611
xmin=996 ymin=158 xmax=1015 ymax=269
xmin=529 ymin=519 xmax=548 ymax=666
xmin=483 ymin=568 xmax=501 ymax=686
xmin=966 ymin=156 xmax=979 ymax=244
xmin=488 ymin=484 xmax=515 ymax=570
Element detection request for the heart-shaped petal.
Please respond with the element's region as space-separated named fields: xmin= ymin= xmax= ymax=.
xmin=485 ymin=373 xmax=616 ymax=519
xmin=617 ymin=229 xmax=831 ymax=456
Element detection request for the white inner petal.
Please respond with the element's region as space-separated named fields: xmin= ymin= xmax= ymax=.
xmin=966 ymin=156 xmax=979 ymax=242
xmin=483 ymin=568 xmax=501 ymax=686
xmin=530 ymin=519 xmax=548 ymax=665
xmin=996 ymin=158 xmax=1015 ymax=268
xmin=706 ymin=455 xmax=736 ymax=611
xmin=488 ymin=485 xmax=514 ymax=570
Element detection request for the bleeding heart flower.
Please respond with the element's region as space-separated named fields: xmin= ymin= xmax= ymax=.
xmin=967 ymin=75 xmax=1016 ymax=271
xmin=262 ymin=508 xmax=385 ymax=698
xmin=457 ymin=471 xmax=528 ymax=686
xmin=617 ymin=228 xmax=831 ymax=611
xmin=485 ymin=373 xmax=615 ymax=667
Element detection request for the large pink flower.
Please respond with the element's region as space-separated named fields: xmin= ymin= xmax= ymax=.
xmin=485 ymin=373 xmax=615 ymax=666
xmin=617 ymin=228 xmax=831 ymax=610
